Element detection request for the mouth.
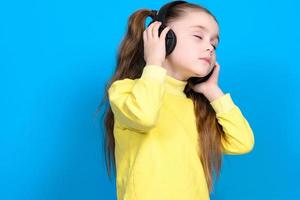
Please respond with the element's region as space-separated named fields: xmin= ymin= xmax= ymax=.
xmin=199 ymin=58 xmax=211 ymax=65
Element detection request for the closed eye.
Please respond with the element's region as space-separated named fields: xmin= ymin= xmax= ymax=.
xmin=194 ymin=35 xmax=203 ymax=40
xmin=194 ymin=35 xmax=217 ymax=50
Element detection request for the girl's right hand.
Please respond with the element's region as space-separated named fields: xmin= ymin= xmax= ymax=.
xmin=143 ymin=21 xmax=171 ymax=67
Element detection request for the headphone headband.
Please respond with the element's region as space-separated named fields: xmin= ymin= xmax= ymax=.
xmin=152 ymin=1 xmax=187 ymax=24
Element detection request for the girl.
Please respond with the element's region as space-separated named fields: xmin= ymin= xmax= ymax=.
xmin=99 ymin=1 xmax=255 ymax=199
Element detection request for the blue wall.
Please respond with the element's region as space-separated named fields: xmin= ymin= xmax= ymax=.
xmin=0 ymin=0 xmax=299 ymax=199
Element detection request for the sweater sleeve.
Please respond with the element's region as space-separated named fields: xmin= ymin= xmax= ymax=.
xmin=108 ymin=65 xmax=167 ymax=133
xmin=210 ymin=93 xmax=255 ymax=154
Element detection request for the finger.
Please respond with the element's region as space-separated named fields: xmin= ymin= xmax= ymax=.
xmin=147 ymin=21 xmax=158 ymax=39
xmin=159 ymin=26 xmax=171 ymax=41
xmin=214 ymin=62 xmax=220 ymax=78
xmin=215 ymin=62 xmax=220 ymax=70
xmin=143 ymin=29 xmax=147 ymax=42
xmin=152 ymin=21 xmax=162 ymax=39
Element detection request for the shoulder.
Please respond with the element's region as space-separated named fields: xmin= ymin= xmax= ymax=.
xmin=110 ymin=78 xmax=137 ymax=87
xmin=108 ymin=78 xmax=137 ymax=94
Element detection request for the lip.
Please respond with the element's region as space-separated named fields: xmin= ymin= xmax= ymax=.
xmin=199 ymin=57 xmax=211 ymax=65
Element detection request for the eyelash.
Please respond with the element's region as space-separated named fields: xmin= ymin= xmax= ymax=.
xmin=194 ymin=35 xmax=217 ymax=50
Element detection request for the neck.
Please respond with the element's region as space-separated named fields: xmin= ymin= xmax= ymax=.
xmin=164 ymin=73 xmax=188 ymax=97
xmin=162 ymin=59 xmax=189 ymax=81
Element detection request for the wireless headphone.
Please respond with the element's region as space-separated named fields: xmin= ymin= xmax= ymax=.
xmin=148 ymin=0 xmax=216 ymax=85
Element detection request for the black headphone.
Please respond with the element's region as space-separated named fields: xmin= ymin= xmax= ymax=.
xmin=148 ymin=0 xmax=187 ymax=56
xmin=148 ymin=0 xmax=216 ymax=85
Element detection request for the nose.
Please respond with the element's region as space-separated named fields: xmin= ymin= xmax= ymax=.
xmin=206 ymin=47 xmax=213 ymax=56
xmin=206 ymin=44 xmax=215 ymax=56
xmin=205 ymin=43 xmax=214 ymax=55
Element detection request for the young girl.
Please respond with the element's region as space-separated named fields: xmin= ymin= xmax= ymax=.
xmin=100 ymin=1 xmax=255 ymax=199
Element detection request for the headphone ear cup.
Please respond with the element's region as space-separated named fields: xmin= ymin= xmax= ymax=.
xmin=158 ymin=24 xmax=177 ymax=56
xmin=187 ymin=65 xmax=216 ymax=84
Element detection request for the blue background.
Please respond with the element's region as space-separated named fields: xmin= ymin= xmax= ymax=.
xmin=1 ymin=0 xmax=299 ymax=199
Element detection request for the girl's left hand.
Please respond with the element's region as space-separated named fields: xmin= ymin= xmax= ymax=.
xmin=192 ymin=62 xmax=220 ymax=94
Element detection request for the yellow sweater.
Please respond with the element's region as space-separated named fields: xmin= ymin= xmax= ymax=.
xmin=108 ymin=65 xmax=255 ymax=200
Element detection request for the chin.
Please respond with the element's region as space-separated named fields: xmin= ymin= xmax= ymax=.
xmin=192 ymin=65 xmax=210 ymax=77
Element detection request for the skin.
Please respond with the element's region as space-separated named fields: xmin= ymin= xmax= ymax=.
xmin=143 ymin=10 xmax=224 ymax=102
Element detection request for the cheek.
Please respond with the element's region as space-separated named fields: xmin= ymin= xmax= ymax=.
xmin=172 ymin=42 xmax=191 ymax=59
xmin=176 ymin=36 xmax=196 ymax=51
xmin=212 ymin=55 xmax=217 ymax=63
xmin=177 ymin=43 xmax=199 ymax=59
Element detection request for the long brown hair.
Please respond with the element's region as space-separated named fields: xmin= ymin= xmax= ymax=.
xmin=97 ymin=2 xmax=229 ymax=193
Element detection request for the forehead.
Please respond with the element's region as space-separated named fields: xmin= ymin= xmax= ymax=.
xmin=171 ymin=11 xmax=219 ymax=36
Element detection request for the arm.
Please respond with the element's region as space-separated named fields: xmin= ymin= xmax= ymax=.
xmin=108 ymin=65 xmax=167 ymax=133
xmin=210 ymin=93 xmax=255 ymax=154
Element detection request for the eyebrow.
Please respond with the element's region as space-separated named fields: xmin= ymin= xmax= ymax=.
xmin=190 ymin=25 xmax=220 ymax=43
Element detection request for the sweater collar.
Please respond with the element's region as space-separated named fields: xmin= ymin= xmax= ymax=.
xmin=164 ymin=74 xmax=188 ymax=97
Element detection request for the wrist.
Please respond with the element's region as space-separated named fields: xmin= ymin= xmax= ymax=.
xmin=204 ymin=86 xmax=224 ymax=102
